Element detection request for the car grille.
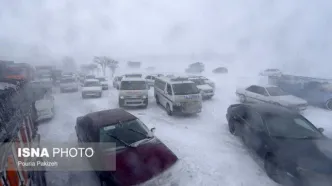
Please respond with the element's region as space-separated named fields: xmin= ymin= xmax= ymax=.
xmin=125 ymin=96 xmax=143 ymax=99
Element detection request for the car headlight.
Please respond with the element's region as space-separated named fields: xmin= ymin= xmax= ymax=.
xmin=142 ymin=95 xmax=147 ymax=99
xmin=120 ymin=96 xmax=124 ymax=99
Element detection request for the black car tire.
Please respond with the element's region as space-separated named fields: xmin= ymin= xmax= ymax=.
xmin=118 ymin=99 xmax=124 ymax=107
xmin=228 ymin=120 xmax=239 ymax=136
xmin=166 ymin=103 xmax=173 ymax=116
xmin=264 ymin=155 xmax=283 ymax=184
xmin=155 ymin=95 xmax=160 ymax=105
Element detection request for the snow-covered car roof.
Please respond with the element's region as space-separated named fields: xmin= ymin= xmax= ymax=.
xmin=84 ymin=79 xmax=99 ymax=82
xmin=121 ymin=77 xmax=146 ymax=81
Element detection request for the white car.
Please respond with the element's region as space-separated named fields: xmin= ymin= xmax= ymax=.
xmin=236 ymin=84 xmax=308 ymax=111
xmin=81 ymin=79 xmax=102 ymax=98
xmin=145 ymin=74 xmax=163 ymax=88
xmin=35 ymin=74 xmax=53 ymax=89
xmin=34 ymin=89 xmax=55 ymax=121
xmin=118 ymin=77 xmax=149 ymax=108
xmin=189 ymin=75 xmax=215 ymax=89
xmin=189 ymin=77 xmax=214 ymax=99
xmin=96 ymin=76 xmax=109 ymax=90
xmin=259 ymin=69 xmax=282 ymax=77
xmin=59 ymin=77 xmax=79 ymax=93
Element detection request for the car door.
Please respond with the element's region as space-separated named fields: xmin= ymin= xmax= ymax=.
xmin=163 ymin=83 xmax=173 ymax=107
xmin=244 ymin=86 xmax=260 ymax=103
xmin=246 ymin=86 xmax=269 ymax=103
xmin=241 ymin=108 xmax=268 ymax=156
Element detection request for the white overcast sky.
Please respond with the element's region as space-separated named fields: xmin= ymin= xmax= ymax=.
xmin=0 ymin=0 xmax=332 ymax=76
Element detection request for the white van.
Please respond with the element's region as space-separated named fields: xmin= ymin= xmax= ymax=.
xmin=118 ymin=77 xmax=149 ymax=108
xmin=154 ymin=76 xmax=202 ymax=116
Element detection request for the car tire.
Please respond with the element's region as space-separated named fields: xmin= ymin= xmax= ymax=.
xmin=166 ymin=103 xmax=173 ymax=116
xmin=239 ymin=94 xmax=246 ymax=103
xmin=118 ymin=99 xmax=124 ymax=107
xmin=264 ymin=154 xmax=283 ymax=184
xmin=155 ymin=95 xmax=160 ymax=105
xmin=228 ymin=119 xmax=238 ymax=136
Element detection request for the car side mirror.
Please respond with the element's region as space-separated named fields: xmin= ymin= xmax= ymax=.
xmin=151 ymin=127 xmax=156 ymax=133
xmin=318 ymin=128 xmax=324 ymax=133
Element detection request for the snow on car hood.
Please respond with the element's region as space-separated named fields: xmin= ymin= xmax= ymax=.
xmin=197 ymin=84 xmax=213 ymax=91
xmin=272 ymin=95 xmax=307 ymax=105
xmin=102 ymin=138 xmax=178 ymax=186
xmin=82 ymin=86 xmax=102 ymax=92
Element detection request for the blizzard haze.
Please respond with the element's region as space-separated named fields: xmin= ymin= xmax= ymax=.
xmin=0 ymin=0 xmax=332 ymax=76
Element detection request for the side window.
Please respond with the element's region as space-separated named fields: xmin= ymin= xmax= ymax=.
xmin=256 ymin=87 xmax=269 ymax=96
xmin=166 ymin=84 xmax=172 ymax=95
xmin=145 ymin=76 xmax=151 ymax=79
xmin=151 ymin=76 xmax=156 ymax=80
xmin=246 ymin=109 xmax=264 ymax=131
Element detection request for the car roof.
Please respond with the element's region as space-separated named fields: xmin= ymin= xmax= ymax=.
xmin=85 ymin=79 xmax=99 ymax=82
xmin=157 ymin=76 xmax=194 ymax=84
xmin=242 ymin=103 xmax=297 ymax=116
xmin=121 ymin=77 xmax=145 ymax=81
xmin=86 ymin=108 xmax=137 ymax=127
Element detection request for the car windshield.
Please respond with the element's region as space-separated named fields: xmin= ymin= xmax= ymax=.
xmin=266 ymin=87 xmax=289 ymax=96
xmin=190 ymin=79 xmax=206 ymax=85
xmin=61 ymin=78 xmax=75 ymax=83
xmin=125 ymin=74 xmax=142 ymax=78
xmin=120 ymin=81 xmax=147 ymax=90
xmin=172 ymin=83 xmax=200 ymax=95
xmin=99 ymin=119 xmax=152 ymax=147
xmin=84 ymin=81 xmax=99 ymax=87
xmin=264 ymin=113 xmax=323 ymax=139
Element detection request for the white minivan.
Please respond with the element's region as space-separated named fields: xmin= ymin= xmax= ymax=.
xmin=154 ymin=76 xmax=202 ymax=116
xmin=118 ymin=77 xmax=149 ymax=108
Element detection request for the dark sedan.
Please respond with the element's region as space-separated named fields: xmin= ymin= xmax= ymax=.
xmin=75 ymin=108 xmax=178 ymax=186
xmin=226 ymin=103 xmax=332 ymax=186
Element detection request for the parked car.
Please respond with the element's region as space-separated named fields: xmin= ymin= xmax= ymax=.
xmin=33 ymin=88 xmax=55 ymax=121
xmin=81 ymin=79 xmax=102 ymax=98
xmin=276 ymin=80 xmax=332 ymax=110
xmin=259 ymin=68 xmax=282 ymax=77
xmin=212 ymin=67 xmax=228 ymax=74
xmin=145 ymin=74 xmax=161 ymax=88
xmin=59 ymin=77 xmax=79 ymax=93
xmin=112 ymin=76 xmax=123 ymax=89
xmin=123 ymin=73 xmax=142 ymax=78
xmin=188 ymin=77 xmax=214 ymax=99
xmin=96 ymin=76 xmax=108 ymax=90
xmin=226 ymin=103 xmax=329 ymax=186
xmin=236 ymin=84 xmax=308 ymax=111
xmin=75 ymin=108 xmax=178 ymax=186
xmin=188 ymin=75 xmax=215 ymax=89
xmin=118 ymin=77 xmax=149 ymax=108
xmin=154 ymin=76 xmax=202 ymax=115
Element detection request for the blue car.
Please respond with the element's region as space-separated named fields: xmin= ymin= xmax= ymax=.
xmin=276 ymin=80 xmax=332 ymax=110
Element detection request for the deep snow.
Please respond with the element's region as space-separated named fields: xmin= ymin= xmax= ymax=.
xmin=37 ymin=68 xmax=332 ymax=186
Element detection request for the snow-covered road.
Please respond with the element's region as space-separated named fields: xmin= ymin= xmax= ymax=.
xmin=38 ymin=74 xmax=332 ymax=186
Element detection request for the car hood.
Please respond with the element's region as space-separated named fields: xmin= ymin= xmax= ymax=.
xmin=102 ymin=138 xmax=178 ymax=186
xmin=271 ymin=95 xmax=307 ymax=105
xmin=82 ymin=87 xmax=102 ymax=91
xmin=35 ymin=99 xmax=52 ymax=110
xmin=197 ymin=84 xmax=213 ymax=91
xmin=274 ymin=138 xmax=332 ymax=173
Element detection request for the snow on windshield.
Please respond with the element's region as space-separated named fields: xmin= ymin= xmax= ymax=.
xmin=266 ymin=87 xmax=289 ymax=96
xmin=120 ymin=81 xmax=147 ymax=90
xmin=172 ymin=83 xmax=200 ymax=95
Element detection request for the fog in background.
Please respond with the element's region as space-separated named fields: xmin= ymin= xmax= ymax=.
xmin=0 ymin=0 xmax=332 ymax=76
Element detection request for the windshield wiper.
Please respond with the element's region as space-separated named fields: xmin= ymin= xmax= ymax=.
xmin=105 ymin=132 xmax=134 ymax=148
xmin=128 ymin=128 xmax=152 ymax=139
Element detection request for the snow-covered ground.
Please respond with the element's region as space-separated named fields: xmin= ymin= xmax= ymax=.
xmin=38 ymin=69 xmax=332 ymax=186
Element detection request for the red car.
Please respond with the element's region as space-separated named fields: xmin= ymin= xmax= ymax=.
xmin=75 ymin=108 xmax=178 ymax=186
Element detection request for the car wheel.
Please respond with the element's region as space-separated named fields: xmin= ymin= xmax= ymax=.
xmin=264 ymin=155 xmax=283 ymax=184
xmin=228 ymin=120 xmax=238 ymax=136
xmin=239 ymin=94 xmax=246 ymax=103
xmin=118 ymin=99 xmax=124 ymax=107
xmin=325 ymin=99 xmax=332 ymax=110
xmin=155 ymin=95 xmax=160 ymax=105
xmin=166 ymin=103 xmax=173 ymax=116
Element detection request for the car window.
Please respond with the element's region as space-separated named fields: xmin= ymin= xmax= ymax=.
xmin=84 ymin=81 xmax=100 ymax=87
xmin=265 ymin=87 xmax=289 ymax=96
xmin=253 ymin=87 xmax=268 ymax=96
xmin=145 ymin=76 xmax=151 ymax=79
xmin=167 ymin=84 xmax=173 ymax=95
xmin=151 ymin=76 xmax=156 ymax=80
xmin=246 ymin=85 xmax=258 ymax=92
